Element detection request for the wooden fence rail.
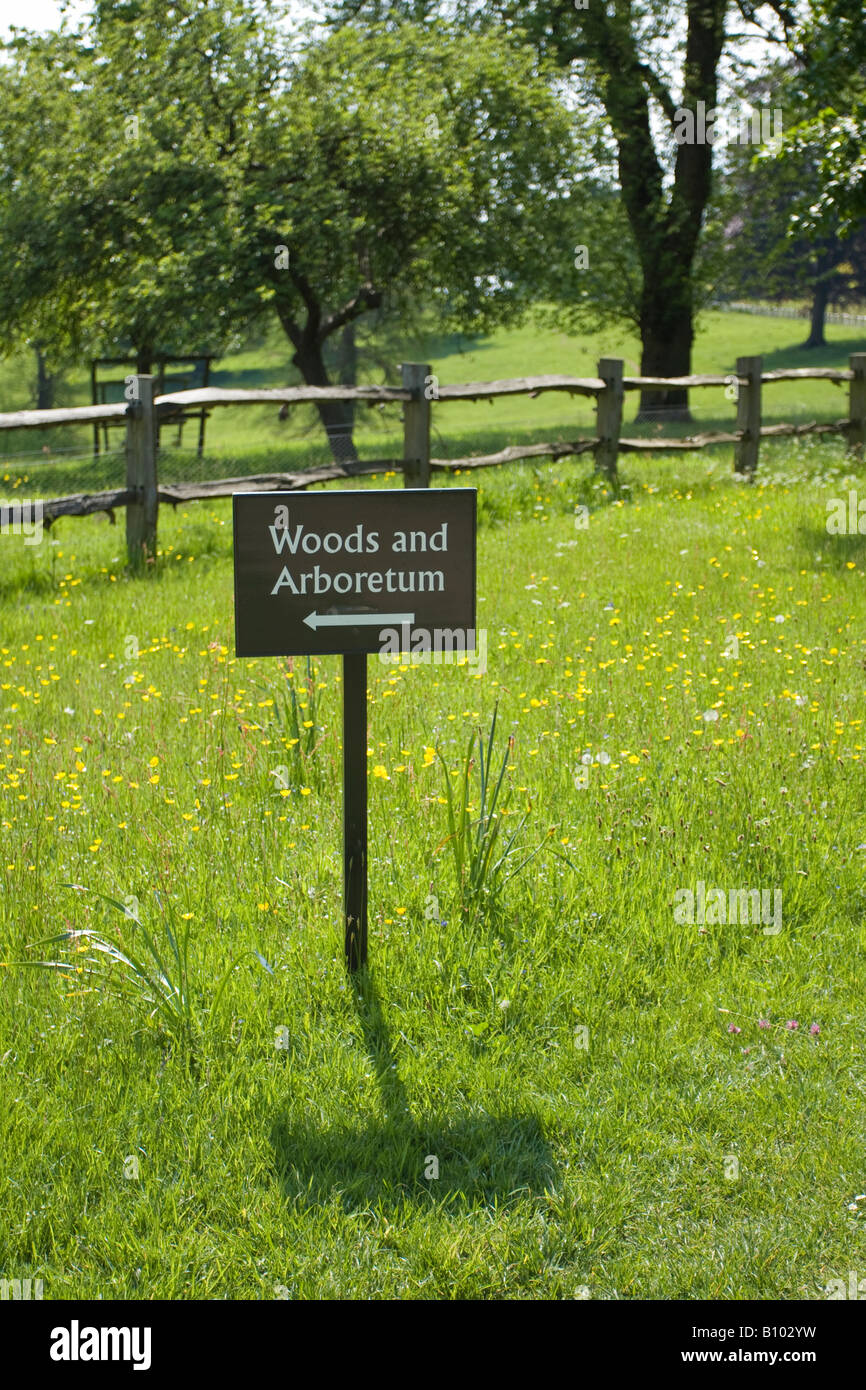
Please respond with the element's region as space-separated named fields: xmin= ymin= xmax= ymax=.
xmin=714 ymin=300 xmax=866 ymax=326
xmin=2 ymin=353 xmax=864 ymax=567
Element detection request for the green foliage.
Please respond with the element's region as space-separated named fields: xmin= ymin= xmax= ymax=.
xmin=770 ymin=109 xmax=866 ymax=239
xmin=327 ymin=0 xmax=742 ymax=372
xmin=709 ymin=60 xmax=866 ymax=319
xmin=0 ymin=4 xmax=585 ymax=368
xmin=16 ymin=889 xmax=271 ymax=1050
xmin=768 ymin=0 xmax=866 ymax=235
xmin=255 ymin=657 xmax=325 ymax=791
xmin=436 ymin=703 xmax=544 ymax=918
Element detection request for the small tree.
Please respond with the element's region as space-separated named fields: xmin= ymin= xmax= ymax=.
xmin=769 ymin=0 xmax=866 ymax=239
xmin=0 ymin=5 xmax=585 ymax=461
xmin=716 ymin=64 xmax=866 ymax=348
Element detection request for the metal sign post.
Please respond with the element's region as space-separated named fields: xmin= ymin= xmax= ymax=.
xmin=233 ymin=488 xmax=477 ymax=971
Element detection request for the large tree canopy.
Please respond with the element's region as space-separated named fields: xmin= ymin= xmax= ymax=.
xmin=767 ymin=0 xmax=866 ymax=237
xmin=330 ymin=0 xmax=797 ymax=419
xmin=0 ymin=1 xmax=584 ymax=459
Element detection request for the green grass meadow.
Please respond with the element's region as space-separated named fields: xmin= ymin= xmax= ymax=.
xmin=1 ymin=314 xmax=865 ymax=1300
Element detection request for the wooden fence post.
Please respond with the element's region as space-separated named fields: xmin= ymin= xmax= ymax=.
xmin=847 ymin=353 xmax=866 ymax=458
xmin=125 ymin=374 xmax=158 ymax=569
xmin=595 ymin=357 xmax=623 ymax=480
xmin=401 ymin=362 xmax=431 ymax=488
xmin=733 ymin=356 xmax=762 ymax=476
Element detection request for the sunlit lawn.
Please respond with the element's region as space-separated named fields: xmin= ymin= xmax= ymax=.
xmin=1 ymin=437 xmax=864 ymax=1298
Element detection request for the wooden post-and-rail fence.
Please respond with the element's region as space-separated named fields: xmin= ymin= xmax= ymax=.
xmin=0 ymin=354 xmax=863 ymax=569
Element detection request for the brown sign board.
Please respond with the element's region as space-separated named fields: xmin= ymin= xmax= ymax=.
xmin=233 ymin=488 xmax=476 ymax=657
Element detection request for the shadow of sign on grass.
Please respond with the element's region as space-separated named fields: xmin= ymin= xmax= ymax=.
xmin=270 ymin=971 xmax=556 ymax=1212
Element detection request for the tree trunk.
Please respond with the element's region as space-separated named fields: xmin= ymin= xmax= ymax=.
xmin=635 ymin=270 xmax=695 ymax=421
xmin=34 ymin=346 xmax=54 ymax=410
xmin=273 ymin=278 xmax=380 ymax=463
xmin=291 ymin=334 xmax=359 ymax=464
xmin=802 ymin=280 xmax=830 ymax=348
xmin=557 ymin=0 xmax=727 ymax=425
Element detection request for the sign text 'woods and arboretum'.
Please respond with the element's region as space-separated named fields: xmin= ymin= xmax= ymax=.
xmin=234 ymin=489 xmax=476 ymax=655
xmin=233 ymin=488 xmax=477 ymax=969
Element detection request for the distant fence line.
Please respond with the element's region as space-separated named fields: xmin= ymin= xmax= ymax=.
xmin=713 ymin=299 xmax=866 ymax=326
xmin=0 ymin=353 xmax=864 ymax=569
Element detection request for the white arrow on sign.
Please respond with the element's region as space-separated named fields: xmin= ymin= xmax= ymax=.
xmin=303 ymin=610 xmax=415 ymax=631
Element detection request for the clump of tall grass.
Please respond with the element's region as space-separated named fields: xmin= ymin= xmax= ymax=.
xmin=16 ymin=887 xmax=271 ymax=1051
xmin=252 ymin=656 xmax=325 ymax=790
xmin=435 ymin=703 xmax=544 ymax=919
